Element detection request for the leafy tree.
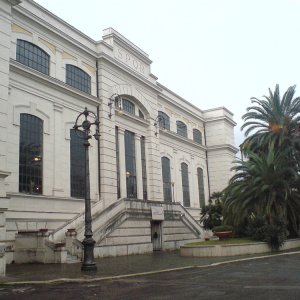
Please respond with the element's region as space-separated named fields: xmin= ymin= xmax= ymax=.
xmin=200 ymin=192 xmax=223 ymax=230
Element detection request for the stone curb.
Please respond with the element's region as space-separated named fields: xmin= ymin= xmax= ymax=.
xmin=2 ymin=250 xmax=300 ymax=286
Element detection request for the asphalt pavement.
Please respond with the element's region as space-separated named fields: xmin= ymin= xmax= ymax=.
xmin=1 ymin=250 xmax=300 ymax=299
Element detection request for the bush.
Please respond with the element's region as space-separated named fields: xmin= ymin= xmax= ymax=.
xmin=262 ymin=219 xmax=288 ymax=250
xmin=246 ymin=216 xmax=267 ymax=241
xmin=247 ymin=216 xmax=287 ymax=250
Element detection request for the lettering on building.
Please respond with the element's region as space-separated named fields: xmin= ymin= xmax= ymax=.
xmin=115 ymin=47 xmax=146 ymax=75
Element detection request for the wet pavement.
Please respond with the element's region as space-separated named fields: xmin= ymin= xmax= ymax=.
xmin=0 ymin=249 xmax=300 ymax=300
xmin=0 ymin=251 xmax=300 ymax=299
xmin=2 ymin=249 xmax=300 ymax=283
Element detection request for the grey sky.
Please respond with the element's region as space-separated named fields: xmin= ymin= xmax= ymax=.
xmin=35 ymin=0 xmax=300 ymax=147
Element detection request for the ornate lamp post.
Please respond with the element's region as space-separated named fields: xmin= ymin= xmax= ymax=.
xmin=73 ymin=107 xmax=100 ymax=272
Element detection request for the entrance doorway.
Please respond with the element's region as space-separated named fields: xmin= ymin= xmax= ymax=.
xmin=151 ymin=221 xmax=162 ymax=251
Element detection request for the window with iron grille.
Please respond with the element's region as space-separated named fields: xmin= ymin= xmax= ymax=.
xmin=16 ymin=39 xmax=50 ymax=75
xmin=158 ymin=111 xmax=170 ymax=130
xmin=66 ymin=64 xmax=91 ymax=94
xmin=141 ymin=136 xmax=147 ymax=200
xmin=70 ymin=129 xmax=85 ymax=198
xmin=176 ymin=120 xmax=187 ymax=138
xmin=19 ymin=114 xmax=43 ymax=194
xmin=181 ymin=162 xmax=190 ymax=207
xmin=161 ymin=157 xmax=172 ymax=203
xmin=125 ymin=130 xmax=137 ymax=198
xmin=122 ymin=99 xmax=135 ymax=114
xmin=197 ymin=168 xmax=205 ymax=208
xmin=193 ymin=129 xmax=202 ymax=144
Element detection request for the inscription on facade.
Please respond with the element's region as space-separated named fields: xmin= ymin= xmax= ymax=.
xmin=151 ymin=206 xmax=164 ymax=220
xmin=115 ymin=47 xmax=146 ymax=75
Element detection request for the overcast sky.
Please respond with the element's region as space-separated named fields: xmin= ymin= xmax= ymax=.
xmin=35 ymin=0 xmax=300 ymax=147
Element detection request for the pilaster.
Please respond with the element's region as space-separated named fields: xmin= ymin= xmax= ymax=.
xmin=52 ymin=103 xmax=64 ymax=196
xmin=0 ymin=0 xmax=19 ymax=178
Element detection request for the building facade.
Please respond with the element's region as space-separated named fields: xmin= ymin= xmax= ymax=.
xmin=0 ymin=0 xmax=237 ymax=265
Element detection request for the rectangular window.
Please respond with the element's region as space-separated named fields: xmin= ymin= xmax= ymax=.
xmin=141 ymin=136 xmax=147 ymax=200
xmin=19 ymin=114 xmax=43 ymax=194
xmin=162 ymin=157 xmax=172 ymax=203
xmin=115 ymin=127 xmax=120 ymax=199
xmin=70 ymin=129 xmax=85 ymax=198
xmin=197 ymin=168 xmax=205 ymax=207
xmin=181 ymin=163 xmax=190 ymax=207
xmin=125 ymin=130 xmax=137 ymax=198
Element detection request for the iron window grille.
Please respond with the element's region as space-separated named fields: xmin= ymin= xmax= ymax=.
xmin=66 ymin=64 xmax=91 ymax=94
xmin=16 ymin=39 xmax=50 ymax=75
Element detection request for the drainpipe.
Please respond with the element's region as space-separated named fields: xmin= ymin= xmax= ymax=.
xmin=96 ymin=61 xmax=101 ymax=199
xmin=203 ymin=123 xmax=211 ymax=199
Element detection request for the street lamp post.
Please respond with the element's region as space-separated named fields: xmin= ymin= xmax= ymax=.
xmin=73 ymin=107 xmax=100 ymax=272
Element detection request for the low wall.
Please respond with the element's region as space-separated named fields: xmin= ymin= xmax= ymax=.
xmin=180 ymin=239 xmax=300 ymax=257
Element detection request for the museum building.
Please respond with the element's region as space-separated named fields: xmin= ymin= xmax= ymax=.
xmin=0 ymin=0 xmax=237 ymax=265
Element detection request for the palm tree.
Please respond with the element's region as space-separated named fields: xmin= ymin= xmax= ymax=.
xmin=224 ymin=84 xmax=300 ymax=241
xmin=223 ymin=146 xmax=300 ymax=232
xmin=241 ymin=84 xmax=300 ymax=158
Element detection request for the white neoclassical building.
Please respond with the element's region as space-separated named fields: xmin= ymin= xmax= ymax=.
xmin=0 ymin=0 xmax=237 ymax=268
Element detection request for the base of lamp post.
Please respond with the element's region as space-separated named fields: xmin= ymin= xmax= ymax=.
xmin=81 ymin=237 xmax=97 ymax=272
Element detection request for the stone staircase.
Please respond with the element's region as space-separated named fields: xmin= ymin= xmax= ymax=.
xmin=14 ymin=199 xmax=204 ymax=263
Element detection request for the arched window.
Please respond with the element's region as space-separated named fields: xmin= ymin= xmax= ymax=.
xmin=161 ymin=157 xmax=172 ymax=203
xmin=16 ymin=39 xmax=50 ymax=75
xmin=122 ymin=98 xmax=135 ymax=114
xmin=139 ymin=110 xmax=144 ymax=119
xmin=66 ymin=64 xmax=91 ymax=94
xmin=193 ymin=129 xmax=202 ymax=144
xmin=181 ymin=162 xmax=190 ymax=207
xmin=176 ymin=121 xmax=187 ymax=138
xmin=158 ymin=111 xmax=170 ymax=130
xmin=70 ymin=129 xmax=85 ymax=198
xmin=197 ymin=168 xmax=205 ymax=207
xmin=19 ymin=114 xmax=43 ymax=194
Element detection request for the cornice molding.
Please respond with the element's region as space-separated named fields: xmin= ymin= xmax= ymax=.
xmin=102 ymin=28 xmax=151 ymax=64
xmin=13 ymin=4 xmax=98 ymax=57
xmin=10 ymin=60 xmax=101 ymax=106
xmin=207 ymin=144 xmax=239 ymax=154
xmin=159 ymin=129 xmax=207 ymax=152
xmin=158 ymin=93 xmax=205 ymax=123
xmin=205 ymin=116 xmax=237 ymax=127
xmin=7 ymin=0 xmax=21 ymax=6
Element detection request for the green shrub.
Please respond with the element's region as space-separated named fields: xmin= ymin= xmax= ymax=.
xmin=262 ymin=219 xmax=288 ymax=250
xmin=246 ymin=216 xmax=267 ymax=240
xmin=247 ymin=216 xmax=287 ymax=250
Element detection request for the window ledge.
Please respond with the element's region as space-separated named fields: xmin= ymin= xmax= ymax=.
xmin=10 ymin=59 xmax=100 ymax=105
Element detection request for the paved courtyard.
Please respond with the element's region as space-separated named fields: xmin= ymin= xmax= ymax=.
xmin=1 ymin=251 xmax=300 ymax=299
